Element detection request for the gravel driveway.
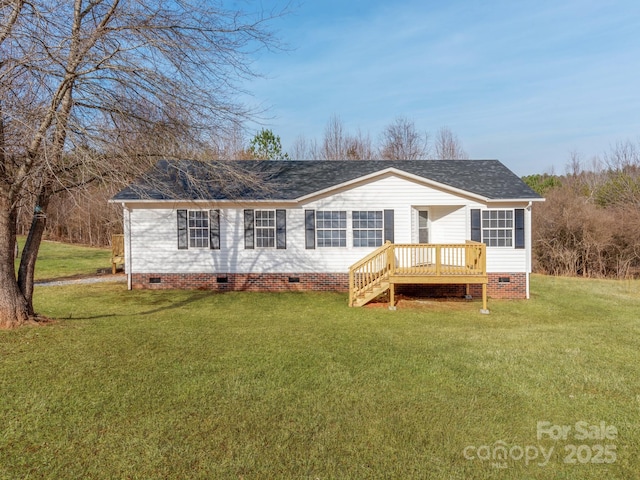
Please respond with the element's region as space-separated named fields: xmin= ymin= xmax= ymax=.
xmin=35 ymin=275 xmax=127 ymax=287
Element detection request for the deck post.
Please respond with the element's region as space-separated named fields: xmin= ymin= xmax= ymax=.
xmin=480 ymin=283 xmax=489 ymax=314
xmin=389 ymin=282 xmax=396 ymax=310
xmin=349 ymin=269 xmax=354 ymax=307
xmin=387 ymin=242 xmax=396 ymax=310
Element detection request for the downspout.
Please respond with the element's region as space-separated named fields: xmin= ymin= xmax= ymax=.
xmin=526 ymin=201 xmax=532 ymax=299
xmin=124 ymin=205 xmax=132 ymax=291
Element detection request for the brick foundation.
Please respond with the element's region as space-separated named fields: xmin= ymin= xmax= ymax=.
xmin=395 ymin=273 xmax=527 ymax=300
xmin=131 ymin=271 xmax=528 ymax=299
xmin=487 ymin=272 xmax=528 ymax=299
xmin=132 ymin=272 xmax=350 ymax=292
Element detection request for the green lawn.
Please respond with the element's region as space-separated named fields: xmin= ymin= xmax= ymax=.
xmin=1 ymin=244 xmax=639 ymax=478
xmin=14 ymin=237 xmax=112 ymax=280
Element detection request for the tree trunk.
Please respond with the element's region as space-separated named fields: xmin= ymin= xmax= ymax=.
xmin=0 ymin=198 xmax=30 ymax=328
xmin=17 ymin=187 xmax=50 ymax=315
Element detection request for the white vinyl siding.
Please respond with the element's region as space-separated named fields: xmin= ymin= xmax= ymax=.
xmin=124 ymin=174 xmax=533 ymax=276
xmin=427 ymin=206 xmax=466 ymax=244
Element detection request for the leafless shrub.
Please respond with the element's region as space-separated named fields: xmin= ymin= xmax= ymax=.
xmin=533 ymin=142 xmax=640 ymax=278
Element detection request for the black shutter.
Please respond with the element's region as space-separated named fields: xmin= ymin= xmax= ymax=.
xmin=514 ymin=208 xmax=525 ymax=249
xmin=276 ymin=209 xmax=286 ymax=249
xmin=177 ymin=210 xmax=188 ymax=249
xmin=305 ymin=210 xmax=315 ymax=249
xmin=470 ymin=209 xmax=481 ymax=242
xmin=244 ymin=209 xmax=254 ymax=249
xmin=209 ymin=210 xmax=220 ymax=250
xmin=383 ymin=209 xmax=394 ymax=243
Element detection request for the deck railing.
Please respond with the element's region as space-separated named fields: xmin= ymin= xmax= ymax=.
xmin=348 ymin=241 xmax=486 ymax=305
xmin=393 ymin=241 xmax=486 ymax=276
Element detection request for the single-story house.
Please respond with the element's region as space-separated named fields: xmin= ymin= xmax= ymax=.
xmin=111 ymin=159 xmax=543 ymax=308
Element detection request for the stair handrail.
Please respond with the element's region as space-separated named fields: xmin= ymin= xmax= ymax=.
xmin=348 ymin=241 xmax=394 ymax=272
xmin=348 ymin=241 xmax=394 ymax=306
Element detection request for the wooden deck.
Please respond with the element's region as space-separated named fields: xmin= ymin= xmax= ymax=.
xmin=349 ymin=241 xmax=488 ymax=310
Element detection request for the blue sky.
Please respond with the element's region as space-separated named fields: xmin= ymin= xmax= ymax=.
xmin=244 ymin=0 xmax=640 ymax=175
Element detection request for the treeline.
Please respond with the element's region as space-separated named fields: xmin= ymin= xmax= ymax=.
xmin=19 ymin=116 xmax=469 ymax=247
xmin=237 ymin=115 xmax=470 ymax=161
xmin=16 ymin=185 xmax=122 ymax=247
xmin=287 ymin=116 xmax=469 ymax=161
xmin=525 ymin=140 xmax=640 ymax=278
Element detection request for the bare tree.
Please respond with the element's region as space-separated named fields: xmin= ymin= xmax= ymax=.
xmin=566 ymin=150 xmax=584 ymax=177
xmin=321 ymin=115 xmax=348 ymax=160
xmin=345 ymin=130 xmax=375 ymax=160
xmin=597 ymin=140 xmax=640 ymax=207
xmin=0 ymin=0 xmax=286 ymax=327
xmin=379 ymin=117 xmax=429 ymax=160
xmin=433 ymin=127 xmax=469 ymax=160
xmin=320 ymin=116 xmax=375 ymax=160
xmin=604 ymin=139 xmax=640 ymax=172
xmin=290 ymin=135 xmax=320 ymax=160
xmin=205 ymin=125 xmax=253 ymax=160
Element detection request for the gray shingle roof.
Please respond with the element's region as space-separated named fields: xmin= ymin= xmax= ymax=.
xmin=112 ymin=159 xmax=542 ymax=202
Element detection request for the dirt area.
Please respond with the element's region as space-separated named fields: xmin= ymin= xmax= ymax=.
xmin=364 ymin=294 xmax=478 ymax=310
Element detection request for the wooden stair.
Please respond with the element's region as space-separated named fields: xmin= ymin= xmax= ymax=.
xmin=351 ymin=280 xmax=389 ymax=307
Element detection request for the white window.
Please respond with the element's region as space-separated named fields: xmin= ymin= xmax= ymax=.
xmin=188 ymin=211 xmax=209 ymax=248
xmin=482 ymin=210 xmax=513 ymax=247
xmin=255 ymin=210 xmax=275 ymax=248
xmin=418 ymin=210 xmax=429 ymax=243
xmin=353 ymin=211 xmax=383 ymax=247
xmin=316 ymin=211 xmax=347 ymax=247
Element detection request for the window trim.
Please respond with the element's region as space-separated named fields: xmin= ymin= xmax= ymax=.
xmin=352 ymin=210 xmax=384 ymax=248
xmin=254 ymin=209 xmax=276 ymax=249
xmin=316 ymin=210 xmax=347 ymax=248
xmin=481 ymin=209 xmax=514 ymax=248
xmin=188 ymin=210 xmax=210 ymax=249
